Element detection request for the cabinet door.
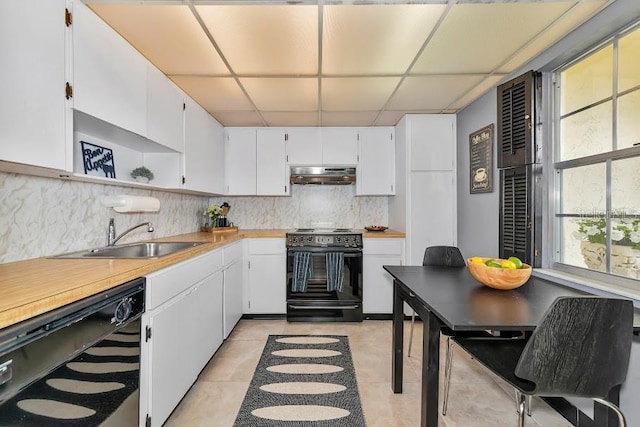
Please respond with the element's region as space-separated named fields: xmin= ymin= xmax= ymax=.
xmin=192 ymin=271 xmax=224 ymax=369
xmin=257 ymin=129 xmax=289 ymax=196
xmin=184 ymin=97 xmax=224 ymax=194
xmin=73 ymin=0 xmax=147 ymax=136
xmin=285 ymin=127 xmax=322 ymax=165
xmin=410 ymin=115 xmax=455 ymax=172
xmin=143 ymin=290 xmax=198 ymax=427
xmin=226 ymin=128 xmax=257 ymax=195
xmin=409 ymin=171 xmax=456 ymax=265
xmin=224 ymin=259 xmax=244 ymax=338
xmin=247 ymin=254 xmax=286 ymax=314
xmin=363 ymin=255 xmax=402 ymax=314
xmin=0 ymin=0 xmax=68 ymax=170
xmin=147 ymin=64 xmax=185 ymax=153
xmin=322 ymin=128 xmax=358 ymax=165
xmin=357 ymin=127 xmax=396 ymax=195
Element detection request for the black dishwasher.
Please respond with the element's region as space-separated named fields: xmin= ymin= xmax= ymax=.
xmin=0 ymin=278 xmax=145 ymax=426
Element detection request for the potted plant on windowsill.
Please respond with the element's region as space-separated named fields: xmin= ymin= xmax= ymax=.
xmin=131 ymin=166 xmax=154 ymax=184
xmin=575 ymin=217 xmax=640 ymax=276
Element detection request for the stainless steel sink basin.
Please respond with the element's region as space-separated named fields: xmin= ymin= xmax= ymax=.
xmin=51 ymin=241 xmax=207 ymax=259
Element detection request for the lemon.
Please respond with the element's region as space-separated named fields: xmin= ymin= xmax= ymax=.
xmin=507 ymin=256 xmax=523 ymax=269
xmin=469 ymin=256 xmax=484 ymax=264
xmin=485 ymin=260 xmax=502 ymax=268
xmin=501 ymin=260 xmax=517 ymax=269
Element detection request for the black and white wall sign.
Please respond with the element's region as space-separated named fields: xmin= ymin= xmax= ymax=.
xmin=81 ymin=141 xmax=116 ymax=179
xmin=469 ymin=124 xmax=493 ymax=194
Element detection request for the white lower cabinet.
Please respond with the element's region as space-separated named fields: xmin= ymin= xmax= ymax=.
xmin=140 ymin=249 xmax=224 ymax=427
xmin=223 ymin=242 xmax=244 ymax=338
xmin=245 ymin=238 xmax=286 ymax=314
xmin=363 ymin=239 xmax=405 ymax=314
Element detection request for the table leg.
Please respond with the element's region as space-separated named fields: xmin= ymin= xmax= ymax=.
xmin=422 ymin=310 xmax=440 ymax=427
xmin=392 ymin=279 xmax=404 ymax=393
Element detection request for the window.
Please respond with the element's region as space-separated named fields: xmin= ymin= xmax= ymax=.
xmin=553 ymin=24 xmax=640 ymax=284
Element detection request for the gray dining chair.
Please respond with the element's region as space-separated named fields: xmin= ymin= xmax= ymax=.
xmin=453 ymin=296 xmax=633 ymax=427
xmin=408 ymin=246 xmax=498 ymax=415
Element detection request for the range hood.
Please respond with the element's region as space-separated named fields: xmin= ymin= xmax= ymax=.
xmin=290 ymin=166 xmax=356 ymax=185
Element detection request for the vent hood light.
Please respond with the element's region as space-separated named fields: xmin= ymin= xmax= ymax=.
xmin=290 ymin=166 xmax=356 ymax=185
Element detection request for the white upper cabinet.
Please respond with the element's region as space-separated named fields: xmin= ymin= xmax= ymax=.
xmin=285 ymin=128 xmax=322 ymax=165
xmin=226 ymin=128 xmax=257 ymax=195
xmin=0 ymin=0 xmax=69 ymax=171
xmin=73 ymin=0 xmax=147 ymax=137
xmin=356 ymin=127 xmax=395 ymax=195
xmin=410 ymin=115 xmax=455 ymax=171
xmin=285 ymin=127 xmax=358 ymax=166
xmin=184 ymin=97 xmax=224 ymax=194
xmin=147 ymin=64 xmax=185 ymax=153
xmin=257 ymin=129 xmax=289 ymax=196
xmin=321 ymin=128 xmax=359 ymax=165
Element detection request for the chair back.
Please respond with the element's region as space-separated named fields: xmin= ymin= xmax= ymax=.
xmin=423 ymin=246 xmax=466 ymax=268
xmin=515 ymin=296 xmax=633 ymax=398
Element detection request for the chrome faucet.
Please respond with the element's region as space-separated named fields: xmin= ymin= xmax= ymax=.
xmin=107 ymin=218 xmax=154 ymax=246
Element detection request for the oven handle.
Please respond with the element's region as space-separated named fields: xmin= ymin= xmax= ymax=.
xmin=288 ymin=304 xmax=361 ymax=310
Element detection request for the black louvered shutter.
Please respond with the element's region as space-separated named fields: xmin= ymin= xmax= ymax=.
xmin=497 ymin=71 xmax=541 ymax=267
xmin=497 ymin=71 xmax=537 ymax=168
xmin=499 ymin=165 xmax=541 ymax=265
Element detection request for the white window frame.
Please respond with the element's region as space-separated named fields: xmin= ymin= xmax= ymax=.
xmin=548 ymin=22 xmax=640 ymax=291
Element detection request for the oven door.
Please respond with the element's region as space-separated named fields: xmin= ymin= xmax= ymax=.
xmin=286 ymin=248 xmax=363 ymax=322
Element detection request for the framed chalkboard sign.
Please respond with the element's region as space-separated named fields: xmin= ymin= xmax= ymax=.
xmin=469 ymin=124 xmax=493 ymax=194
xmin=81 ymin=141 xmax=116 ymax=179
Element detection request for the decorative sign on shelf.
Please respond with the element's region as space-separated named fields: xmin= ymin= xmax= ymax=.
xmin=81 ymin=141 xmax=116 ymax=179
xmin=469 ymin=124 xmax=494 ymax=194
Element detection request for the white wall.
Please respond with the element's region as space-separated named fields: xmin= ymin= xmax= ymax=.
xmin=209 ymin=184 xmax=387 ymax=229
xmin=0 ymin=172 xmax=208 ymax=263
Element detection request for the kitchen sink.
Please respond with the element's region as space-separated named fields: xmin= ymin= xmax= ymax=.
xmin=51 ymin=241 xmax=207 ymax=259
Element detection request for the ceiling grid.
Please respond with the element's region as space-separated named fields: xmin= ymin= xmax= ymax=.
xmin=87 ymin=0 xmax=608 ymax=127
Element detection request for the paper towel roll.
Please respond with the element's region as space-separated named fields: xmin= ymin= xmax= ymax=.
xmin=101 ymin=195 xmax=160 ymax=213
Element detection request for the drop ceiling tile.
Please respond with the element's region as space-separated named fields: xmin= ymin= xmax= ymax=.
xmin=497 ymin=1 xmax=607 ymax=74
xmin=170 ymin=76 xmax=253 ymax=111
xmin=387 ymin=75 xmax=485 ymax=111
xmin=374 ymin=111 xmax=406 ymax=127
xmin=261 ymin=112 xmax=319 ymax=127
xmin=240 ymin=78 xmax=318 ymax=111
xmin=323 ymin=4 xmax=446 ymax=75
xmin=196 ymin=5 xmax=317 ymax=75
xmin=88 ymin=4 xmax=228 ymax=76
xmin=412 ymin=2 xmax=574 ymax=74
xmin=447 ymin=75 xmax=505 ymax=111
xmin=211 ymin=111 xmax=265 ymax=127
xmin=321 ymin=111 xmax=380 ymax=127
xmin=322 ymin=77 xmax=400 ymax=111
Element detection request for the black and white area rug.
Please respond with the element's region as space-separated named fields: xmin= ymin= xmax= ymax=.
xmin=234 ymin=335 xmax=366 ymax=426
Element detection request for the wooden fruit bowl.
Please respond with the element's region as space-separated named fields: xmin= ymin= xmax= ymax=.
xmin=467 ymin=257 xmax=532 ymax=290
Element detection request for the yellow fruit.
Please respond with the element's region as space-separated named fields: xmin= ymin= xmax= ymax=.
xmin=507 ymin=256 xmax=523 ymax=269
xmin=501 ymin=260 xmax=517 ymax=269
xmin=469 ymin=257 xmax=484 ymax=264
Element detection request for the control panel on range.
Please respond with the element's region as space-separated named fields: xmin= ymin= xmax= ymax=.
xmin=286 ymin=234 xmax=362 ymax=248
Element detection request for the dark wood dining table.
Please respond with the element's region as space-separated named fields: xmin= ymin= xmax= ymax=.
xmin=383 ymin=265 xmax=640 ymax=427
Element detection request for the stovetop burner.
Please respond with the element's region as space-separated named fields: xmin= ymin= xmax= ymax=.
xmin=292 ymin=228 xmax=355 ymax=234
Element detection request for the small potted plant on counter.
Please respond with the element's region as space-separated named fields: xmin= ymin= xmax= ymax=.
xmin=131 ymin=166 xmax=154 ymax=184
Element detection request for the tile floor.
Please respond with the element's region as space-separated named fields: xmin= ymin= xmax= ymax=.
xmin=165 ymin=320 xmax=573 ymax=427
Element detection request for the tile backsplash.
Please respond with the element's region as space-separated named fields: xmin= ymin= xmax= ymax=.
xmin=209 ymin=185 xmax=387 ymax=229
xmin=0 ymin=172 xmax=208 ymax=263
xmin=1 ymin=173 xmax=388 ymax=264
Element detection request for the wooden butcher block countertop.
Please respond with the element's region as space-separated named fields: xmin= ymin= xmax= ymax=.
xmin=0 ymin=228 xmax=404 ymax=329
